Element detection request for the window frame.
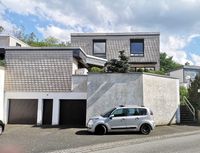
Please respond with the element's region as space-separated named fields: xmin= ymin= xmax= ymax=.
xmin=111 ymin=108 xmax=127 ymax=117
xmin=93 ymin=39 xmax=106 ymax=58
xmin=16 ymin=43 xmax=21 ymax=47
xmin=130 ymin=39 xmax=144 ymax=57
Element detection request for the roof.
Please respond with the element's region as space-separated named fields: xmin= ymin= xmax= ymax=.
xmin=169 ymin=65 xmax=200 ymax=72
xmin=71 ymin=32 xmax=160 ymax=37
xmin=2 ymin=46 xmax=107 ymax=67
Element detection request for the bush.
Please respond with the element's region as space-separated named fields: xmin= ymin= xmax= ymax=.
xmin=0 ymin=60 xmax=5 ymax=66
xmin=180 ymin=86 xmax=188 ymax=104
xmin=90 ymin=67 xmax=104 ymax=73
xmin=105 ymin=50 xmax=129 ymax=73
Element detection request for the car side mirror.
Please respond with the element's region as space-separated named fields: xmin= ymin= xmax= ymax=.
xmin=109 ymin=114 xmax=114 ymax=119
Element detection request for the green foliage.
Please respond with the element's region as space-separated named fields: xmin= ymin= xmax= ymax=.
xmin=105 ymin=50 xmax=129 ymax=73
xmin=188 ymin=75 xmax=200 ymax=110
xmin=160 ymin=52 xmax=182 ymax=73
xmin=180 ymin=86 xmax=188 ymax=103
xmin=0 ymin=60 xmax=5 ymax=66
xmin=147 ymin=70 xmax=165 ymax=75
xmin=90 ymin=67 xmax=104 ymax=73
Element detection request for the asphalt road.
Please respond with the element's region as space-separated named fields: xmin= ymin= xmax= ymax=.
xmin=0 ymin=125 xmax=200 ymax=153
xmin=92 ymin=133 xmax=200 ymax=153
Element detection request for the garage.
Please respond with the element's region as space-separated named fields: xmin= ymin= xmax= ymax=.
xmin=8 ymin=99 xmax=38 ymax=124
xmin=59 ymin=100 xmax=86 ymax=127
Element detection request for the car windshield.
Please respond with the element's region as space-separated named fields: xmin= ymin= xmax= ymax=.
xmin=101 ymin=108 xmax=116 ymax=117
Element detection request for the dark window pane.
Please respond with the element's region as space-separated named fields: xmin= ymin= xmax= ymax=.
xmin=111 ymin=108 xmax=126 ymax=117
xmin=130 ymin=40 xmax=144 ymax=55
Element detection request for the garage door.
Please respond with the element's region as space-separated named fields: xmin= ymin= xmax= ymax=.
xmin=59 ymin=100 xmax=86 ymax=127
xmin=8 ymin=99 xmax=38 ymax=124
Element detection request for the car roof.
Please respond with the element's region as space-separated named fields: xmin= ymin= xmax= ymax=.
xmin=116 ymin=105 xmax=148 ymax=109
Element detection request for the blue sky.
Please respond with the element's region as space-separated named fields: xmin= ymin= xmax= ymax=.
xmin=0 ymin=0 xmax=200 ymax=65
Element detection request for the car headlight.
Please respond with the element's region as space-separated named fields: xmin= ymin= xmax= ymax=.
xmin=87 ymin=118 xmax=98 ymax=127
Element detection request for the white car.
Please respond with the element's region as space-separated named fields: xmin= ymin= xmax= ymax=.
xmin=87 ymin=105 xmax=155 ymax=135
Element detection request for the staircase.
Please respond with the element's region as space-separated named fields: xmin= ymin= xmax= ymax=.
xmin=180 ymin=97 xmax=196 ymax=124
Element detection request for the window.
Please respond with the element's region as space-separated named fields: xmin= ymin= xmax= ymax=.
xmin=127 ymin=108 xmax=147 ymax=116
xmin=130 ymin=39 xmax=144 ymax=56
xmin=16 ymin=43 xmax=21 ymax=47
xmin=111 ymin=108 xmax=126 ymax=117
xmin=93 ymin=40 xmax=106 ymax=58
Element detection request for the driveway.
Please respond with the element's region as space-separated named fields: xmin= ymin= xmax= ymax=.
xmin=0 ymin=124 xmax=200 ymax=153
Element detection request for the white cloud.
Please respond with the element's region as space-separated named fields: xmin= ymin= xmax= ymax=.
xmin=1 ymin=0 xmax=200 ymax=65
xmin=37 ymin=25 xmax=73 ymax=42
xmin=191 ymin=54 xmax=200 ymax=66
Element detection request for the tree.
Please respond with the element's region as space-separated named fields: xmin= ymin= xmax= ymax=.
xmin=105 ymin=50 xmax=129 ymax=73
xmin=0 ymin=26 xmax=4 ymax=33
xmin=188 ymin=75 xmax=200 ymax=110
xmin=180 ymin=86 xmax=188 ymax=103
xmin=160 ymin=52 xmax=182 ymax=73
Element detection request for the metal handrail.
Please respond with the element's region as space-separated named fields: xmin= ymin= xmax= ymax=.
xmin=183 ymin=96 xmax=196 ymax=120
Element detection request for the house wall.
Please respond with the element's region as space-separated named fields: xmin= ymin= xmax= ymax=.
xmin=169 ymin=69 xmax=184 ymax=84
xmin=72 ymin=58 xmax=78 ymax=75
xmin=87 ymin=73 xmax=143 ymax=121
xmin=143 ymin=74 xmax=180 ymax=125
xmin=71 ymin=33 xmax=160 ymax=70
xmin=5 ymin=49 xmax=73 ymax=92
xmin=9 ymin=37 xmax=29 ymax=47
xmin=72 ymin=75 xmax=87 ymax=92
xmin=0 ymin=36 xmax=9 ymax=47
xmin=0 ymin=67 xmax=5 ymax=121
xmin=4 ymin=92 xmax=87 ymax=124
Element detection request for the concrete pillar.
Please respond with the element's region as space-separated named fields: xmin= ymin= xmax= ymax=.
xmin=37 ymin=99 xmax=43 ymax=125
xmin=4 ymin=98 xmax=9 ymax=124
xmin=52 ymin=98 xmax=59 ymax=125
xmin=176 ymin=80 xmax=181 ymax=124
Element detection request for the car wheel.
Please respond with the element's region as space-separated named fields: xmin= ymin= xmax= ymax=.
xmin=0 ymin=125 xmax=3 ymax=135
xmin=140 ymin=124 xmax=151 ymax=135
xmin=95 ymin=125 xmax=107 ymax=135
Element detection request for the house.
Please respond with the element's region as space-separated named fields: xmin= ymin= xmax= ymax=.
xmin=0 ymin=34 xmax=29 ymax=47
xmin=169 ymin=65 xmax=200 ymax=88
xmin=71 ymin=32 xmax=160 ymax=71
xmin=0 ymin=32 xmax=180 ymax=126
xmin=1 ymin=47 xmax=106 ymax=126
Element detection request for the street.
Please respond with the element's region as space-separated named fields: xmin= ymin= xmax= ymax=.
xmin=1 ymin=125 xmax=200 ymax=153
xmin=91 ymin=133 xmax=200 ymax=153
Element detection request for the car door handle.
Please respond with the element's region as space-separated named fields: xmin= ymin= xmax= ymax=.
xmin=121 ymin=118 xmax=125 ymax=120
xmin=135 ymin=117 xmax=139 ymax=120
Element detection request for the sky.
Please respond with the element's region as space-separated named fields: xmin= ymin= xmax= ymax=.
xmin=0 ymin=0 xmax=200 ymax=65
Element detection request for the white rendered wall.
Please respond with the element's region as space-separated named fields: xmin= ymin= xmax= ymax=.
xmin=72 ymin=58 xmax=78 ymax=75
xmin=4 ymin=92 xmax=87 ymax=124
xmin=0 ymin=67 xmax=5 ymax=121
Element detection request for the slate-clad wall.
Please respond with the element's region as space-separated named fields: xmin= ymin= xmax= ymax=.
xmin=5 ymin=49 xmax=73 ymax=92
xmin=71 ymin=34 xmax=160 ymax=70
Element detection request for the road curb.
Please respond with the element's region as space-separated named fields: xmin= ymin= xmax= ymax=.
xmin=44 ymin=129 xmax=200 ymax=153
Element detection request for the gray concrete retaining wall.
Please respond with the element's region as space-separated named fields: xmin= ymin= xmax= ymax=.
xmin=87 ymin=73 xmax=180 ymax=125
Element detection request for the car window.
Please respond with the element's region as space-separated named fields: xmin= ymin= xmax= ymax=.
xmin=127 ymin=108 xmax=147 ymax=116
xmin=111 ymin=108 xmax=126 ymax=117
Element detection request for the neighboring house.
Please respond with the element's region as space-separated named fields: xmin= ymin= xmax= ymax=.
xmin=169 ymin=65 xmax=200 ymax=88
xmin=71 ymin=32 xmax=160 ymax=71
xmin=0 ymin=34 xmax=29 ymax=47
